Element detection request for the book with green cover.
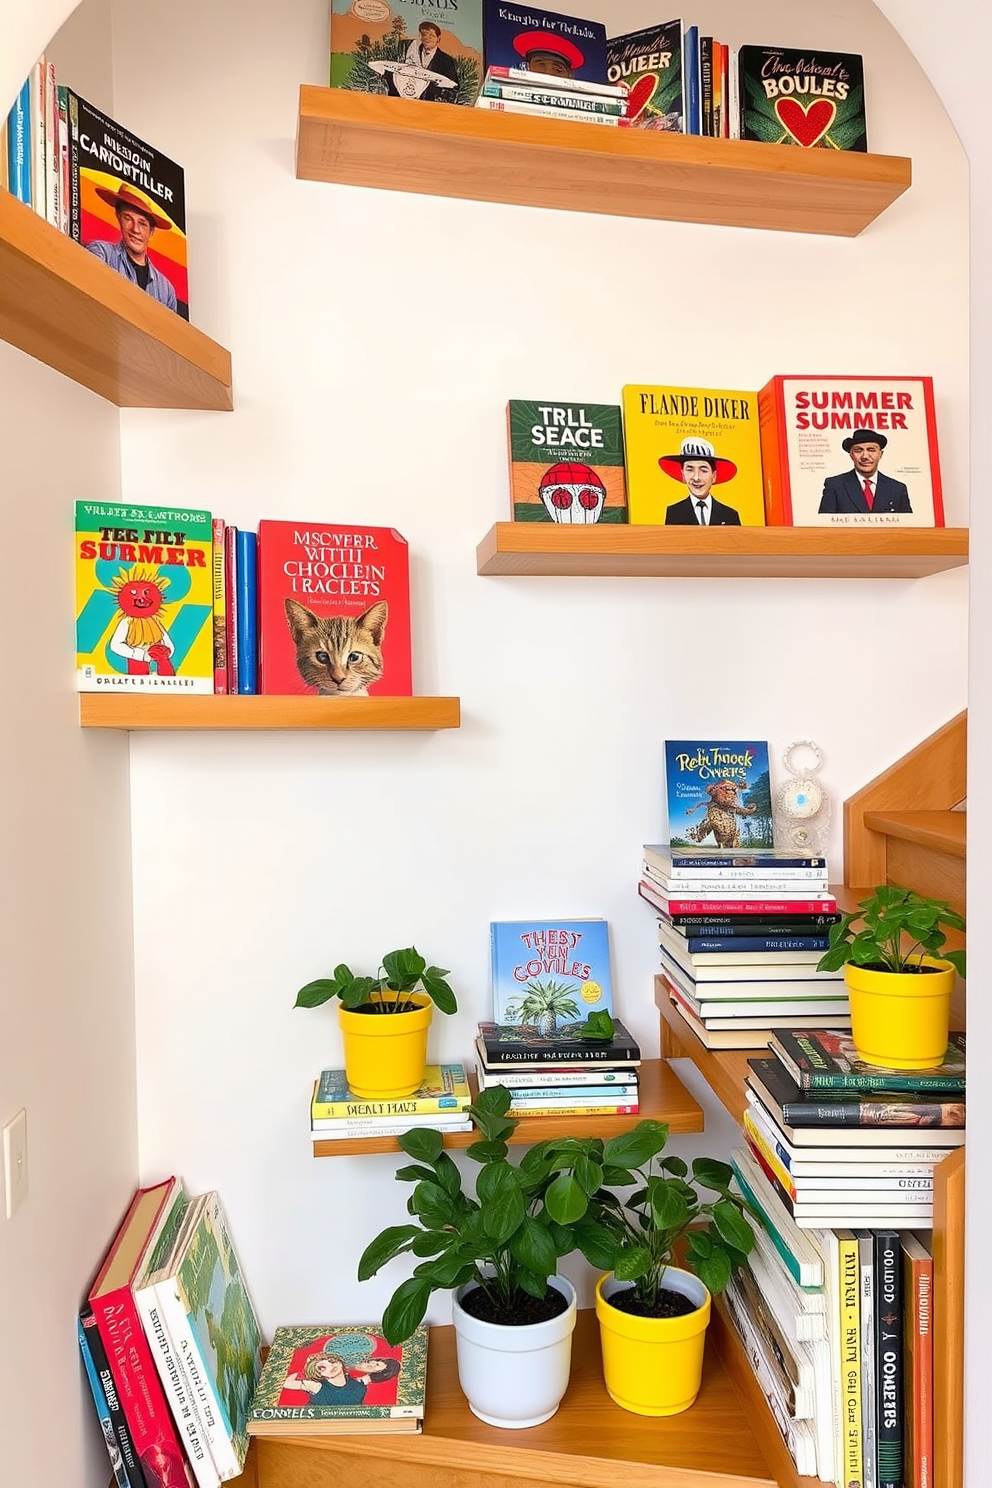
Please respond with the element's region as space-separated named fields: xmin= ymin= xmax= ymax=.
xmin=248 ymin=1324 xmax=428 ymax=1435
xmin=506 ymin=400 xmax=627 ymax=523
xmin=770 ymin=1029 xmax=965 ymax=1094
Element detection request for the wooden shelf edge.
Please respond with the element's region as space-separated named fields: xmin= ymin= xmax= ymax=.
xmin=313 ymin=1058 xmax=703 ymax=1157
xmin=78 ymin=694 xmax=461 ymax=731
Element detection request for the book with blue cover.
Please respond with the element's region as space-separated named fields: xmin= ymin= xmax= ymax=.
xmin=665 ymin=740 xmax=773 ymax=849
xmin=483 ymin=2 xmax=608 ymax=85
xmin=490 ymin=918 xmax=613 ymax=1026
xmin=236 ymin=529 xmax=258 ymax=694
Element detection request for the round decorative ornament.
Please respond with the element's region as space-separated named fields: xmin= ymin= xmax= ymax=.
xmin=774 ymin=740 xmax=831 ymax=855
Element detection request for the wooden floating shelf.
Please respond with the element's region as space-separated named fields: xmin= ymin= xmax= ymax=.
xmin=296 ymin=87 xmax=911 ymax=237
xmin=79 ymin=695 xmax=461 ymax=731
xmin=0 ymin=191 xmax=232 ymax=409
xmin=249 ymin=1310 xmax=776 ymax=1488
xmin=477 ymin=524 xmax=969 ymax=579
xmin=312 ymin=1059 xmax=702 ymax=1157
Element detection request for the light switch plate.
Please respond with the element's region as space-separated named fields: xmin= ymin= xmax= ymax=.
xmin=3 ymin=1109 xmax=28 ymax=1218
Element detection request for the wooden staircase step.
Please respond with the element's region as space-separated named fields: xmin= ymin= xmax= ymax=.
xmin=862 ymin=809 xmax=966 ymax=858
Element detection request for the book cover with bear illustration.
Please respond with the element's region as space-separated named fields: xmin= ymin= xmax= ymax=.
xmin=665 ymin=741 xmax=774 ymax=849
xmin=507 ymin=400 xmax=627 ymax=522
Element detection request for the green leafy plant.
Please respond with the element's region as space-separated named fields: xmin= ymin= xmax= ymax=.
xmin=503 ymin=978 xmax=581 ymax=1036
xmin=295 ymin=947 xmax=457 ymax=1015
xmin=577 ymin=1009 xmax=615 ymax=1041
xmin=538 ymin=1122 xmax=756 ymax=1306
xmin=816 ymin=885 xmax=965 ymax=978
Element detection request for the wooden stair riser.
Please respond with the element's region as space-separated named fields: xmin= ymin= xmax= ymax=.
xmin=882 ymin=838 xmax=966 ymax=914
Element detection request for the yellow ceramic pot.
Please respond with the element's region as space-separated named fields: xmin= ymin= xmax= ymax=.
xmin=338 ymin=992 xmax=433 ymax=1098
xmin=846 ymin=958 xmax=957 ymax=1069
xmin=595 ymin=1270 xmax=711 ymax=1417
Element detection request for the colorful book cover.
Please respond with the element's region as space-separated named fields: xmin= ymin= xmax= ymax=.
xmin=248 ymin=1324 xmax=428 ymax=1431
xmin=312 ymin=1063 xmax=471 ymax=1117
xmin=6 ymin=77 xmax=31 ymax=203
xmin=483 ymin=2 xmax=608 ymax=85
xmin=506 ymin=401 xmax=627 ymax=523
xmin=770 ymin=1029 xmax=966 ymax=1093
xmin=224 ymin=525 xmax=239 ymax=694
xmin=75 ymin=501 xmax=214 ymax=693
xmin=622 ymin=385 xmax=765 ymax=525
xmin=901 ymin=1234 xmax=933 ymax=1488
xmin=874 ymin=1230 xmax=904 ymax=1488
xmin=211 ymin=517 xmax=227 ymax=694
xmin=664 ymin=741 xmax=774 ymax=849
xmin=748 ymin=1058 xmax=966 ymax=1130
xmin=758 ymin=375 xmax=945 ymax=527
xmin=838 ymin=1232 xmax=865 ymax=1488
xmin=330 ymin=0 xmax=482 ymax=106
xmin=77 ymin=1312 xmax=137 ymax=1488
xmin=738 ymin=45 xmax=867 ymax=152
xmin=607 ymin=21 xmax=684 ymax=131
xmin=256 ymin=521 xmax=412 ymax=697
xmin=64 ymin=89 xmax=188 ymax=318
xmin=490 ymin=919 xmax=613 ymax=1025
xmin=235 ymin=529 xmax=258 ymax=695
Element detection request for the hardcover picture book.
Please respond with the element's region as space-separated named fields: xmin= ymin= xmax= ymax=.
xmin=608 ymin=20 xmax=684 ymax=131
xmin=621 ymin=385 xmax=765 ymax=526
xmin=665 ymin=741 xmax=774 ymax=849
xmin=770 ymin=1029 xmax=966 ymax=1093
xmin=758 ymin=375 xmax=945 ymax=527
xmin=65 ymin=89 xmax=189 ymax=318
xmin=506 ymin=401 xmax=627 ymax=522
xmin=737 ymin=45 xmax=867 ymax=152
xmin=483 ymin=2 xmax=608 ymax=85
xmin=248 ymin=1323 xmax=428 ymax=1435
xmin=490 ymin=919 xmax=613 ymax=1024
xmin=75 ymin=502 xmax=214 ymax=693
xmin=256 ymin=522 xmax=412 ymax=697
xmin=330 ymin=0 xmax=483 ymax=106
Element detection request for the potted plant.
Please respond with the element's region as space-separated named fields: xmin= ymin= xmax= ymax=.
xmin=295 ymin=947 xmax=457 ymax=1099
xmin=357 ymin=1087 xmax=578 ymax=1429
xmin=538 ymin=1121 xmax=755 ymax=1417
xmin=816 ymin=885 xmax=965 ymax=1069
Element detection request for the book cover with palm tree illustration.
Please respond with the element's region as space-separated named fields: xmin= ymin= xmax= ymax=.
xmin=490 ymin=919 xmax=613 ymax=1028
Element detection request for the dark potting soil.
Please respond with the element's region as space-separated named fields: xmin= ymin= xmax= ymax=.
xmin=350 ymin=1000 xmax=421 ymax=1014
xmin=607 ymin=1286 xmax=698 ymax=1321
xmin=861 ymin=962 xmax=941 ymax=974
xmin=459 ymin=1287 xmax=570 ymax=1327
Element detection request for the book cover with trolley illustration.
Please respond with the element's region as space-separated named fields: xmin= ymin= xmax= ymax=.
xmin=622 ymin=384 xmax=765 ymax=525
xmin=665 ymin=740 xmax=774 ymax=849
xmin=248 ymin=1324 xmax=428 ymax=1435
xmin=607 ymin=20 xmax=684 ymax=130
xmin=75 ymin=501 xmax=214 ymax=693
xmin=737 ymin=45 xmax=866 ymax=152
xmin=330 ymin=0 xmax=483 ymax=106
xmin=507 ymin=400 xmax=627 ymax=522
xmin=490 ymin=919 xmax=614 ymax=1024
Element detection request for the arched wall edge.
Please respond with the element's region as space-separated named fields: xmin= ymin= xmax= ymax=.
xmin=0 ymin=0 xmax=81 ymax=115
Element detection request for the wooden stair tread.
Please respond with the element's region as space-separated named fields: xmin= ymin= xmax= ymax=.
xmin=862 ymin=809 xmax=966 ymax=858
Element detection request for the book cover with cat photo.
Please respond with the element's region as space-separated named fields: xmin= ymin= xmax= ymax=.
xmin=622 ymin=385 xmax=765 ymax=526
xmin=737 ymin=45 xmax=866 ymax=152
xmin=665 ymin=741 xmax=774 ymax=850
xmin=256 ymin=522 xmax=412 ymax=697
xmin=507 ymin=400 xmax=627 ymax=522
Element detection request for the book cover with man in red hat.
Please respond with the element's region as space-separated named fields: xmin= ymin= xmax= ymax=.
xmin=64 ymin=89 xmax=188 ymax=319
xmin=483 ymin=2 xmax=608 ymax=84
xmin=622 ymin=384 xmax=766 ymax=525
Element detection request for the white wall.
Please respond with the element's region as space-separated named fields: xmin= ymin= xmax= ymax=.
xmin=110 ymin=0 xmax=969 ymax=1340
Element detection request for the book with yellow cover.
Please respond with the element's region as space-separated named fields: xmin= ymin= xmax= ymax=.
xmin=838 ymin=1231 xmax=865 ymax=1488
xmin=311 ymin=1063 xmax=471 ymax=1119
xmin=75 ymin=501 xmax=214 ymax=693
xmin=622 ymin=384 xmax=765 ymax=526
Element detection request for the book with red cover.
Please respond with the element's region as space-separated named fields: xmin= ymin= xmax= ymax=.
xmin=88 ymin=1178 xmax=192 ymax=1488
xmin=256 ymin=522 xmax=412 ymax=697
xmin=639 ymin=880 xmax=837 ymax=917
xmin=758 ymin=375 xmax=944 ymax=527
xmin=901 ymin=1233 xmax=934 ymax=1488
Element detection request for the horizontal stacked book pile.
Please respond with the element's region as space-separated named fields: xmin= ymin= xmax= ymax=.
xmin=311 ymin=1064 xmax=473 ymax=1142
xmin=475 ymin=1019 xmax=641 ymax=1118
xmin=476 ymin=66 xmax=626 ymax=127
xmin=640 ymin=843 xmax=849 ymax=1049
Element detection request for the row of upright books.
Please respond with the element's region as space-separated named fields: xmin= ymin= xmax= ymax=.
xmin=331 ymin=2 xmax=869 ymax=151
xmin=3 ymin=54 xmax=189 ymax=318
xmin=508 ymin=380 xmax=945 ymax=530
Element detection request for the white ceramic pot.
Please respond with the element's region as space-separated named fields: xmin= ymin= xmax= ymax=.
xmin=451 ymin=1275 xmax=577 ymax=1428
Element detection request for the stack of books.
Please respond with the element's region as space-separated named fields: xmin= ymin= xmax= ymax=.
xmin=311 ymin=1064 xmax=473 ymax=1142
xmin=476 ymin=66 xmax=626 ymax=126
xmin=739 ymin=1030 xmax=966 ymax=1228
xmin=639 ymin=843 xmax=848 ymax=1049
xmin=475 ymin=1020 xmax=641 ymax=1118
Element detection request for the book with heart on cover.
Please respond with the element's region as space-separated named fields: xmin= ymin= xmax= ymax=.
xmin=737 ymin=45 xmax=866 ymax=151
xmin=247 ymin=1324 xmax=428 ymax=1435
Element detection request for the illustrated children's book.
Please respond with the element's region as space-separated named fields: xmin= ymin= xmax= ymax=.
xmin=608 ymin=21 xmax=684 ymax=130
xmin=665 ymin=741 xmax=774 ymax=850
xmin=256 ymin=522 xmax=412 ymax=697
xmin=330 ymin=0 xmax=483 ymax=107
xmin=757 ymin=376 xmax=945 ymax=528
xmin=64 ymin=89 xmax=189 ymax=318
xmin=75 ymin=502 xmax=214 ymax=693
xmin=506 ymin=401 xmax=627 ymax=523
xmin=490 ymin=919 xmax=613 ymax=1024
xmin=312 ymin=1063 xmax=471 ymax=1118
xmin=483 ymin=2 xmax=608 ymax=85
xmin=248 ymin=1324 xmax=428 ymax=1435
xmin=737 ymin=45 xmax=867 ymax=152
xmin=621 ymin=385 xmax=765 ymax=526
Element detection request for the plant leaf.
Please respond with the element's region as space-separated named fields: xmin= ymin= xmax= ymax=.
xmin=477 ymin=1163 xmax=526 ymax=1244
xmin=651 ymin=1182 xmax=689 ymax=1229
xmin=357 ymin=1224 xmax=420 ymax=1280
xmin=398 ymin=1128 xmax=445 ymax=1163
xmin=509 ymin=1216 xmax=557 ymax=1277
xmin=712 ymin=1199 xmax=755 ymax=1255
xmin=692 ymin=1157 xmax=734 ymax=1192
xmin=465 ymin=1139 xmax=509 ymax=1164
xmin=294 ymin=979 xmax=339 ymax=1008
xmin=602 ymin=1122 xmax=669 ymax=1170
xmin=544 ymin=1172 xmax=590 ymax=1225
xmin=421 ymin=966 xmax=458 ymax=1015
xmin=394 ymin=1164 xmax=439 ymax=1187
xmin=410 ymin=1230 xmax=454 ymax=1257
xmin=517 ymin=1268 xmax=547 ymax=1300
xmin=573 ymin=1155 xmax=604 ymax=1196
xmin=695 ymin=1247 xmax=733 ymax=1295
xmin=410 ymin=1180 xmax=455 ymax=1229
xmin=571 ymin=1219 xmax=619 ymax=1270
xmin=382 ymin=1277 xmax=433 ymax=1345
xmin=614 ymin=1244 xmax=653 ymax=1282
xmin=382 ymin=947 xmax=426 ymax=989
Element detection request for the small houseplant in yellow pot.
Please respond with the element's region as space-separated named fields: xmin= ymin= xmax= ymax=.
xmin=816 ymin=885 xmax=965 ymax=1070
xmin=295 ymin=947 xmax=457 ymax=1099
xmin=540 ymin=1121 xmax=755 ymax=1417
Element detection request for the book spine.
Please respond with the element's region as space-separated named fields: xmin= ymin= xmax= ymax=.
xmin=224 ymin=525 xmax=238 ymax=694
xmin=777 ymin=1098 xmax=963 ymax=1129
xmin=136 ymin=1287 xmax=219 ymax=1488
xmin=657 ymin=853 xmax=825 ymax=870
xmin=65 ymin=88 xmax=81 ymax=240
xmin=685 ymin=26 xmax=700 ymax=134
xmin=314 ymin=1121 xmax=472 ymax=1140
xmin=669 ymin=915 xmax=840 ymax=930
xmin=312 ymin=1096 xmax=471 ymax=1118
xmin=684 ymin=935 xmax=830 ymax=953
xmin=7 ymin=77 xmax=32 ymax=204
xmin=155 ymin=1276 xmax=242 ymax=1479
xmin=235 ymin=531 xmax=257 ymax=694
xmin=791 ymin=1070 xmax=963 ymax=1094
xmin=44 ymin=60 xmax=59 ymax=227
xmin=729 ymin=1158 xmax=810 ymax=1287
xmin=480 ymin=83 xmax=623 ymax=114
xmin=743 ymin=1123 xmax=796 ymax=1200
xmin=481 ymin=1046 xmax=639 ymax=1065
xmin=659 ymin=897 xmax=837 ymax=914
xmin=654 ymin=878 xmax=829 ymax=894
xmin=875 ymin=1232 xmax=903 ymax=1488
xmin=700 ymin=36 xmax=713 ymax=135
xmin=78 ymin=1310 xmax=143 ymax=1488
xmin=904 ymin=1246 xmax=933 ymax=1488
xmin=839 ymin=1234 xmax=864 ymax=1488
xmin=500 ymin=1084 xmax=638 ymax=1102
xmin=859 ymin=1236 xmax=878 ymax=1488
xmin=509 ymin=1103 xmax=639 ymax=1116
xmin=476 ymin=98 xmax=619 ymax=125
xmin=211 ymin=518 xmax=227 ymax=694
xmin=56 ymin=84 xmax=70 ymax=234
xmin=30 ymin=59 xmax=44 ymax=218
xmin=484 ymin=65 xmax=627 ymax=99
xmin=659 ymin=866 xmax=830 ymax=881
xmin=479 ymin=1068 xmax=637 ymax=1088
xmin=93 ymin=1287 xmax=193 ymax=1482
xmin=758 ymin=378 xmax=793 ymax=524
xmin=0 ymin=116 xmax=7 ymax=192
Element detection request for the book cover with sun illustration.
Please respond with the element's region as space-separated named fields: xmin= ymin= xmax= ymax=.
xmin=490 ymin=920 xmax=614 ymax=1025
xmin=622 ymin=384 xmax=765 ymax=526
xmin=248 ymin=1324 xmax=428 ymax=1435
xmin=737 ymin=46 xmax=867 ymax=152
xmin=75 ymin=502 xmax=214 ymax=693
